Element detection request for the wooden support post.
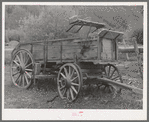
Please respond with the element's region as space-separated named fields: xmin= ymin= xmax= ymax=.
xmin=115 ymin=39 xmax=118 ymax=60
xmin=45 ymin=40 xmax=48 ymax=65
xmin=133 ymin=38 xmax=143 ymax=79
xmin=97 ymin=37 xmax=102 ymax=60
xmin=111 ymin=40 xmax=114 ymax=60
xmin=46 ymin=41 xmax=48 ymax=62
xmin=43 ymin=39 xmax=47 ymax=74
xmin=123 ymin=39 xmax=129 ymax=60
xmin=60 ymin=41 xmax=62 ymax=62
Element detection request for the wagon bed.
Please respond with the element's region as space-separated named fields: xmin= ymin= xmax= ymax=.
xmin=12 ymin=29 xmax=123 ymax=64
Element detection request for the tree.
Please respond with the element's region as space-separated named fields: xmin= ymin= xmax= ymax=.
xmin=131 ymin=28 xmax=143 ymax=45
xmin=19 ymin=6 xmax=76 ymax=42
xmin=5 ymin=5 xmax=29 ymax=29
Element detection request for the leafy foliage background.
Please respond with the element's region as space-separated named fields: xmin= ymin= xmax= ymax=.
xmin=5 ymin=5 xmax=143 ymax=44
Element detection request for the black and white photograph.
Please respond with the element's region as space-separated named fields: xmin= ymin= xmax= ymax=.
xmin=2 ymin=2 xmax=147 ymax=120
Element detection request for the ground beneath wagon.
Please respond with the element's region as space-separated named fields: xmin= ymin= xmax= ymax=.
xmin=4 ymin=63 xmax=143 ymax=109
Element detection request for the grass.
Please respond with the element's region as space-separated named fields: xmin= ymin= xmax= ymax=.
xmin=4 ymin=46 xmax=143 ymax=109
xmin=4 ymin=64 xmax=143 ymax=109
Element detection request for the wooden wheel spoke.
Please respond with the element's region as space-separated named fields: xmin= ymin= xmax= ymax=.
xmin=109 ymin=69 xmax=116 ymax=79
xmin=60 ymin=73 xmax=66 ymax=79
xmin=25 ymin=55 xmax=29 ymax=65
xmin=17 ymin=78 xmax=21 ymax=86
xmin=25 ymin=63 xmax=32 ymax=68
xmin=15 ymin=74 xmax=21 ymax=83
xmin=16 ymin=55 xmax=21 ymax=64
xmin=60 ymin=85 xmax=65 ymax=90
xmin=69 ymin=66 xmax=71 ymax=75
xmin=108 ymin=66 xmax=111 ymax=77
xmin=25 ymin=71 xmax=31 ymax=79
xmin=13 ymin=71 xmax=20 ymax=76
xmin=25 ymin=69 xmax=33 ymax=72
xmin=23 ymin=52 xmax=27 ymax=64
xmin=62 ymin=88 xmax=67 ymax=97
xmin=111 ymin=75 xmax=120 ymax=80
xmin=20 ymin=52 xmax=24 ymax=64
xmin=71 ymin=86 xmax=78 ymax=94
xmin=71 ymin=76 xmax=78 ymax=82
xmin=104 ymin=67 xmax=107 ymax=76
xmin=64 ymin=67 xmax=68 ymax=77
xmin=71 ymin=82 xmax=79 ymax=86
xmin=13 ymin=60 xmax=20 ymax=66
xmin=24 ymin=73 xmax=29 ymax=84
xmin=70 ymin=88 xmax=74 ymax=100
xmin=70 ymin=69 xmax=74 ymax=79
xmin=23 ymin=52 xmax=27 ymax=63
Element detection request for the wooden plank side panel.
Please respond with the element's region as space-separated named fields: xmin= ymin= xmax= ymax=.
xmin=97 ymin=37 xmax=102 ymax=60
xmin=47 ymin=39 xmax=98 ymax=61
xmin=101 ymin=38 xmax=115 ymax=61
xmin=32 ymin=43 xmax=44 ymax=61
xmin=19 ymin=44 xmax=31 ymax=52
xmin=63 ymin=40 xmax=98 ymax=60
xmin=80 ymin=41 xmax=98 ymax=60
xmin=47 ymin=41 xmax=61 ymax=60
xmin=48 ymin=46 xmax=61 ymax=60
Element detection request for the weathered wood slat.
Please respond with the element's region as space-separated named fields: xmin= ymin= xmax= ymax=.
xmin=35 ymin=74 xmax=57 ymax=79
xmin=118 ymin=46 xmax=143 ymax=53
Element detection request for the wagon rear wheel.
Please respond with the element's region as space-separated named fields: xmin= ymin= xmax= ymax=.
xmin=57 ymin=63 xmax=82 ymax=102
xmin=11 ymin=49 xmax=34 ymax=89
xmin=100 ymin=64 xmax=123 ymax=93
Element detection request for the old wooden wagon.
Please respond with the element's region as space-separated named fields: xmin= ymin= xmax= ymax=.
xmin=11 ymin=18 xmax=143 ymax=102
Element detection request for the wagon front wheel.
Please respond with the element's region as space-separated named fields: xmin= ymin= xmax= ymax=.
xmin=57 ymin=63 xmax=82 ymax=102
xmin=11 ymin=49 xmax=34 ymax=89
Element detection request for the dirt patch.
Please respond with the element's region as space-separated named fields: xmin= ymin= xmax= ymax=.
xmin=4 ymin=64 xmax=143 ymax=109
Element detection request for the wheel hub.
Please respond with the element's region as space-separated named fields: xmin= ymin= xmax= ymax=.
xmin=65 ymin=77 xmax=71 ymax=88
xmin=17 ymin=65 xmax=25 ymax=74
xmin=17 ymin=66 xmax=21 ymax=72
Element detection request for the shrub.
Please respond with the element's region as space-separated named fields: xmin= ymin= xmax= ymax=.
xmin=131 ymin=28 xmax=143 ymax=45
xmin=5 ymin=29 xmax=25 ymax=43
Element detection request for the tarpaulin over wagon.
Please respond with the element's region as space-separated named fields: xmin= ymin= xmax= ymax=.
xmin=98 ymin=29 xmax=124 ymax=40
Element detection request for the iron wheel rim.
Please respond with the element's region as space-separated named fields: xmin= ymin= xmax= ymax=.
xmin=10 ymin=49 xmax=34 ymax=89
xmin=57 ymin=63 xmax=82 ymax=102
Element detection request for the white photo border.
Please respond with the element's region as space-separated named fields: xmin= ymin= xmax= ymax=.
xmin=2 ymin=2 xmax=147 ymax=120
